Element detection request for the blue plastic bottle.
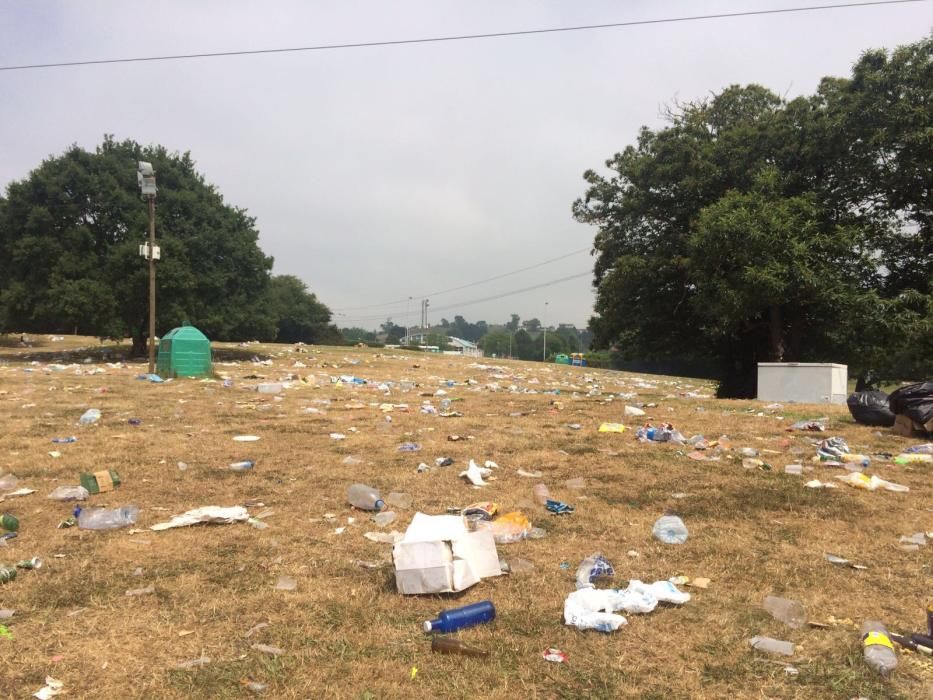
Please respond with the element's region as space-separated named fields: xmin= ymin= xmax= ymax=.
xmin=423 ymin=601 xmax=495 ymax=633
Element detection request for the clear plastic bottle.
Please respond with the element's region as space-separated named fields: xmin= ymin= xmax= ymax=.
xmin=77 ymin=505 xmax=139 ymax=530
xmin=229 ymin=460 xmax=255 ymax=471
xmin=423 ymin=601 xmax=495 ymax=633
xmin=347 ymin=484 xmax=384 ymax=511
xmin=47 ymin=485 xmax=89 ymax=501
xmin=533 ymin=483 xmax=550 ymax=505
xmin=763 ymin=596 xmax=807 ymax=629
xmin=862 ymin=620 xmax=898 ymax=676
xmin=652 ymin=515 xmax=688 ymax=544
xmin=750 ymin=636 xmax=795 ymax=656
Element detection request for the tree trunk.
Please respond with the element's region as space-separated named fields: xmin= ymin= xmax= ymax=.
xmin=131 ymin=319 xmax=147 ymax=357
xmin=768 ymin=305 xmax=785 ymax=362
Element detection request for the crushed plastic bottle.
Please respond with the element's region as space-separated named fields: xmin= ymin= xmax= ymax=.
xmin=763 ymin=596 xmax=806 ymax=629
xmin=78 ymin=408 xmax=101 ymax=426
xmin=347 ymin=483 xmax=384 ymax=511
xmin=750 ymin=636 xmax=795 ymax=656
xmin=652 ymin=515 xmax=688 ymax=544
xmin=76 ymin=505 xmax=139 ymax=530
xmin=229 ymin=460 xmax=255 ymax=471
xmin=47 ymin=486 xmax=89 ymax=502
xmin=862 ymin=620 xmax=898 ymax=676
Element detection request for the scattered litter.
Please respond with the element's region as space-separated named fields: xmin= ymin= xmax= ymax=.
xmin=476 ymin=511 xmax=532 ymax=543
xmin=78 ymin=408 xmax=101 ymax=425
xmin=274 ymin=575 xmax=297 ymax=591
xmin=460 ymin=459 xmax=493 ymax=486
xmin=653 ymin=515 xmax=688 ymax=544
xmin=787 ymin=418 xmax=826 ymax=432
xmin=233 ymin=435 xmax=260 ymax=442
xmin=804 ymin=480 xmax=839 ymax=489
xmin=329 ymin=433 xmax=346 ymax=440
xmin=364 ymin=531 xmax=403 ymax=544
xmin=824 ymin=553 xmax=868 ymax=569
xmin=575 ymin=553 xmax=614 ymax=589
xmin=624 ymin=405 xmax=646 ymax=417
xmin=517 ymin=469 xmax=543 ymax=478
xmin=32 ymin=677 xmax=64 ymax=700
xmin=251 ymin=643 xmax=284 ymax=656
xmin=750 ymin=637 xmax=795 ymax=656
xmin=393 ymin=512 xmax=501 ymax=594
xmin=175 ymin=656 xmax=211 ymax=670
xmin=763 ymin=595 xmax=806 ymax=629
xmin=563 ymin=580 xmax=690 ymax=632
xmin=151 ymin=506 xmax=249 ymax=531
xmin=545 ymin=499 xmax=575 ymax=515
xmin=598 ymin=422 xmax=626 ymax=433
xmin=125 ymin=585 xmax=155 ymax=597
xmin=398 ymin=442 xmax=422 ymax=452
xmin=835 ymin=473 xmax=909 ymax=492
xmin=542 ymin=647 xmax=568 ymax=663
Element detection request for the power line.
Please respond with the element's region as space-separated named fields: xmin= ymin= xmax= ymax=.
xmin=336 ymin=270 xmax=592 ymax=325
xmin=0 ymin=1 xmax=922 ymax=72
xmin=331 ymin=246 xmax=590 ymax=312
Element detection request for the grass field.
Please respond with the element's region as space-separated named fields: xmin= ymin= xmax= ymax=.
xmin=0 ymin=335 xmax=930 ymax=699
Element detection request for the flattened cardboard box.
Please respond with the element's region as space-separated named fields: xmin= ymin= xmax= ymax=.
xmin=393 ymin=513 xmax=502 ymax=595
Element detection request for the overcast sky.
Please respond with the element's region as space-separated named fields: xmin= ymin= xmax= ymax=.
xmin=0 ymin=1 xmax=928 ymax=331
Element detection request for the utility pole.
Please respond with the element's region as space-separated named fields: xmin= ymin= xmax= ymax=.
xmin=137 ymin=162 xmax=158 ymax=373
xmin=543 ymin=301 xmax=549 ymax=362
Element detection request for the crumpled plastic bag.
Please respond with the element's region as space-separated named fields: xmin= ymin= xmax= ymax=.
xmin=151 ymin=506 xmax=250 ymax=531
xmin=474 ymin=511 xmax=531 ymax=543
xmin=788 ymin=418 xmax=827 ymax=432
xmin=835 ymin=472 xmax=909 ymax=492
xmin=563 ymin=580 xmax=690 ymax=632
xmin=817 ymin=436 xmax=849 ymax=461
xmin=575 ymin=553 xmax=614 ymax=589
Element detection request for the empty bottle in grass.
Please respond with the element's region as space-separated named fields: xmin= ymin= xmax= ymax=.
xmin=862 ymin=620 xmax=898 ymax=676
xmin=229 ymin=460 xmax=255 ymax=471
xmin=763 ymin=596 xmax=806 ymax=629
xmin=431 ymin=636 xmax=489 ymax=657
xmin=76 ymin=505 xmax=139 ymax=530
xmin=653 ymin=515 xmax=688 ymax=544
xmin=750 ymin=636 xmax=795 ymax=656
xmin=423 ymin=601 xmax=496 ymax=633
xmin=347 ymin=484 xmax=384 ymax=511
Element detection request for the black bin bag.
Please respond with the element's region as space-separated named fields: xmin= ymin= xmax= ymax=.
xmin=847 ymin=390 xmax=896 ymax=427
xmin=888 ymin=381 xmax=933 ymax=426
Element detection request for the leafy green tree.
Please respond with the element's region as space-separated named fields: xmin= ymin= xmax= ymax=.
xmin=479 ymin=330 xmax=511 ymax=357
xmin=0 ymin=136 xmax=274 ymax=354
xmin=264 ymin=275 xmax=340 ymax=344
xmin=380 ymin=318 xmax=406 ymax=344
xmin=512 ymin=328 xmax=535 ymax=360
xmin=505 ymin=314 xmax=521 ymax=332
xmin=522 ymin=317 xmax=541 ymax=332
xmin=556 ymin=326 xmax=581 ymax=353
xmin=342 ymin=327 xmax=376 ymax=343
xmin=575 ymin=36 xmax=933 ymax=394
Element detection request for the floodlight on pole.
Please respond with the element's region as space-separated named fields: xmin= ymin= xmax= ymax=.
xmin=137 ymin=161 xmax=159 ymax=373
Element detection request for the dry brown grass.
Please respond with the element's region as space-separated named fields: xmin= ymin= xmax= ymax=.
xmin=0 ymin=335 xmax=930 ymax=699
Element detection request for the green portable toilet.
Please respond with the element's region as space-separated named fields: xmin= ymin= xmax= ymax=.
xmin=555 ymin=353 xmax=571 ymax=365
xmin=156 ymin=324 xmax=212 ymax=378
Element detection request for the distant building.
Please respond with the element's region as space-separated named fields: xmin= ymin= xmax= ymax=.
xmin=445 ymin=336 xmax=483 ymax=357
